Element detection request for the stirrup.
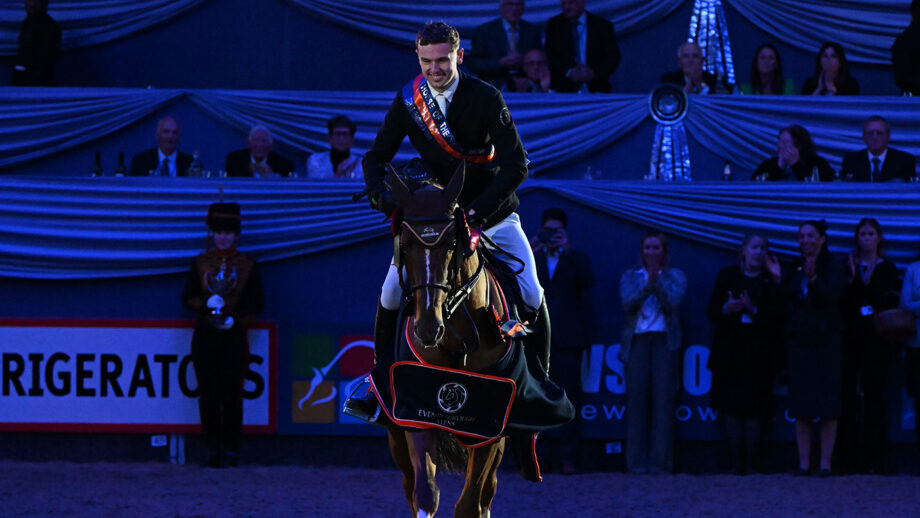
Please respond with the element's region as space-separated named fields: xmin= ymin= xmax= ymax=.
xmin=343 ymin=377 xmax=381 ymax=423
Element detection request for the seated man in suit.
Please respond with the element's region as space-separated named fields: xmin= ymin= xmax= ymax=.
xmin=544 ymin=0 xmax=621 ymax=93
xmin=660 ymin=42 xmax=731 ymax=94
xmin=842 ymin=116 xmax=916 ymax=182
xmin=306 ymin=115 xmax=363 ymax=180
xmin=530 ymin=208 xmax=594 ymax=474
xmin=225 ymin=125 xmax=295 ymax=178
xmin=129 ymin=116 xmax=193 ymax=176
xmin=466 ymin=0 xmax=542 ymax=91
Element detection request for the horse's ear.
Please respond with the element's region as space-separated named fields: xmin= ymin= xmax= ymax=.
xmin=442 ymin=161 xmax=465 ymax=207
xmin=387 ymin=163 xmax=411 ymax=207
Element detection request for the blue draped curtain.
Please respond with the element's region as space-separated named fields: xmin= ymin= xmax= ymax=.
xmin=3 ymin=89 xmax=919 ymax=177
xmin=726 ymin=0 xmax=912 ymax=64
xmin=281 ymin=0 xmax=686 ymax=44
xmin=2 ymin=177 xmax=920 ymax=279
xmin=0 ymin=1 xmax=207 ymax=55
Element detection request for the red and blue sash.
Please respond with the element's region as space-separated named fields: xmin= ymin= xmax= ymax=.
xmin=402 ymin=74 xmax=495 ymax=164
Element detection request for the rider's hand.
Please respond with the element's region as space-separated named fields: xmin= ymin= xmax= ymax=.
xmin=370 ymin=190 xmax=398 ymax=215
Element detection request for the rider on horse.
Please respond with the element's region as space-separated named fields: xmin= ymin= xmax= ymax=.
xmin=344 ymin=21 xmax=552 ymax=421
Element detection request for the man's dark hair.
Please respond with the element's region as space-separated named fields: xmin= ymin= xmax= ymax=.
xmin=416 ymin=21 xmax=460 ymax=51
xmin=327 ymin=114 xmax=356 ymax=136
xmin=541 ymin=208 xmax=568 ymax=227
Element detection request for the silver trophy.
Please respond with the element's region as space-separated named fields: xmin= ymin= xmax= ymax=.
xmin=204 ymin=260 xmax=238 ymax=330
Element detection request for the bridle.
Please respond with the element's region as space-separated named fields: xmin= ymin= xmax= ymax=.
xmin=394 ymin=207 xmax=486 ymax=358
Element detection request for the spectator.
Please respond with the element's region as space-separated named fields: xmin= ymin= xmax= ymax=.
xmin=467 ymin=0 xmax=542 ymax=91
xmin=899 ymin=248 xmax=920 ymax=472
xmin=892 ymin=0 xmax=920 ymax=96
xmin=544 ymin=0 xmax=621 ymax=93
xmin=739 ymin=44 xmax=796 ymax=95
xmin=12 ymin=0 xmax=60 ymax=86
xmin=801 ymin=42 xmax=859 ymax=96
xmin=306 ymin=115 xmax=363 ymax=180
xmin=530 ymin=208 xmax=594 ymax=475
xmin=782 ymin=220 xmax=846 ymax=476
xmin=841 ymin=116 xmax=916 ymax=182
xmin=706 ymin=234 xmax=783 ymax=475
xmin=128 ymin=116 xmax=193 ymax=177
xmin=511 ymin=48 xmax=554 ymax=93
xmin=660 ymin=42 xmax=731 ymax=94
xmin=182 ymin=202 xmax=265 ymax=468
xmin=837 ymin=218 xmax=901 ymax=474
xmin=225 ymin=125 xmax=295 ymax=178
xmin=751 ymin=125 xmax=835 ymax=182
xmin=620 ymin=231 xmax=686 ymax=474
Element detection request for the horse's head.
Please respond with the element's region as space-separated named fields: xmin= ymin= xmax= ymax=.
xmin=389 ymin=163 xmax=469 ymax=347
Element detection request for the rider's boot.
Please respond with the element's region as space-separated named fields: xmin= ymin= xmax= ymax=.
xmin=522 ymin=298 xmax=551 ymax=378
xmin=343 ymin=301 xmax=399 ymax=422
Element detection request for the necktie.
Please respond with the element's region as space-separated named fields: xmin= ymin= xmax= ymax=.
xmin=871 ymin=157 xmax=881 ymax=182
xmin=158 ymin=158 xmax=170 ymax=177
xmin=435 ymin=93 xmax=449 ymax=116
xmin=571 ymin=20 xmax=582 ymax=63
xmin=508 ymin=24 xmax=518 ymax=54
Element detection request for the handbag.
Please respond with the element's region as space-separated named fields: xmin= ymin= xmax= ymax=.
xmin=873 ymin=306 xmax=917 ymax=343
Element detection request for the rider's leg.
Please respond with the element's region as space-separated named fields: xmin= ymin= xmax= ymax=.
xmin=344 ymin=260 xmax=402 ymax=422
xmin=483 ymin=213 xmax=550 ymax=375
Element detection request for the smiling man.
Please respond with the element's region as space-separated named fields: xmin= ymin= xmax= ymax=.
xmin=351 ymin=22 xmax=550 ymax=430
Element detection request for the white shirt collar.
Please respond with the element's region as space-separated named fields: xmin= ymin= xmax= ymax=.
xmin=867 ymin=148 xmax=888 ymax=163
xmin=158 ymin=149 xmax=176 ymax=162
xmin=250 ymin=154 xmax=267 ymax=165
xmin=438 ymin=73 xmax=460 ymax=104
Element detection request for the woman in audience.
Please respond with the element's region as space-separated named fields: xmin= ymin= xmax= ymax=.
xmin=801 ymin=42 xmax=860 ymax=95
xmin=900 ymin=250 xmax=920 ymax=471
xmin=706 ymin=234 xmax=783 ymax=475
xmin=838 ymin=218 xmax=901 ymax=474
xmin=620 ymin=231 xmax=686 ymax=474
xmin=740 ymin=44 xmax=796 ymax=95
xmin=782 ymin=220 xmax=846 ymax=476
xmin=751 ymin=125 xmax=835 ymax=181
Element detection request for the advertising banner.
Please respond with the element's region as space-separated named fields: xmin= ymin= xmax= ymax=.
xmin=0 ymin=319 xmax=276 ymax=433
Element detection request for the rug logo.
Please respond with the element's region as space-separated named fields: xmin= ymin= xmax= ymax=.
xmin=421 ymin=226 xmax=439 ymax=239
xmin=437 ymin=382 xmax=468 ymax=414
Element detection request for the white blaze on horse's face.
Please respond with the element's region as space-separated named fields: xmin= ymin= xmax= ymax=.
xmin=424 ymin=249 xmax=432 ymax=310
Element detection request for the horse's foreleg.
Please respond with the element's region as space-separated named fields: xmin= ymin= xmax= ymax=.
xmin=407 ymin=430 xmax=440 ymax=517
xmin=385 ymin=424 xmax=416 ymax=515
xmin=455 ymin=440 xmax=504 ymax=518
xmin=478 ymin=439 xmax=505 ymax=517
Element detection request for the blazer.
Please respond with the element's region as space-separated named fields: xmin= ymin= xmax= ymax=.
xmin=536 ymin=248 xmax=595 ymax=351
xmin=224 ymin=149 xmax=295 ymax=177
xmin=362 ymin=72 xmax=528 ymax=228
xmin=659 ymin=69 xmax=731 ymax=94
xmin=801 ymin=75 xmax=860 ymax=95
xmin=841 ymin=147 xmax=916 ymax=182
xmin=619 ymin=267 xmax=686 ymax=362
xmin=128 ymin=148 xmax=193 ymax=176
xmin=544 ymin=11 xmax=620 ymax=93
xmin=466 ymin=17 xmax=543 ymax=90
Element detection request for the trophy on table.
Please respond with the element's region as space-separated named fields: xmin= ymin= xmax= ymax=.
xmin=204 ymin=259 xmax=238 ymax=330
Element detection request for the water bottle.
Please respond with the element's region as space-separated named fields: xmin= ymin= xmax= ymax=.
xmin=188 ymin=150 xmax=203 ymax=177
xmin=91 ymin=151 xmax=103 ymax=177
xmin=810 ymin=165 xmax=820 ymax=183
xmin=722 ymin=162 xmax=733 ymax=181
xmin=113 ymin=152 xmax=127 ymax=177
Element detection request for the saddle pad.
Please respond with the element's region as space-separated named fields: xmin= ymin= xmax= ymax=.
xmin=390 ymin=361 xmax=516 ymax=439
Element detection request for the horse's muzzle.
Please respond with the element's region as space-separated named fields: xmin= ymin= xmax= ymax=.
xmin=414 ymin=321 xmax=445 ymax=348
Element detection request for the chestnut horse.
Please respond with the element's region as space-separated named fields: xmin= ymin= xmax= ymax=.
xmin=379 ymin=164 xmax=513 ymax=518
